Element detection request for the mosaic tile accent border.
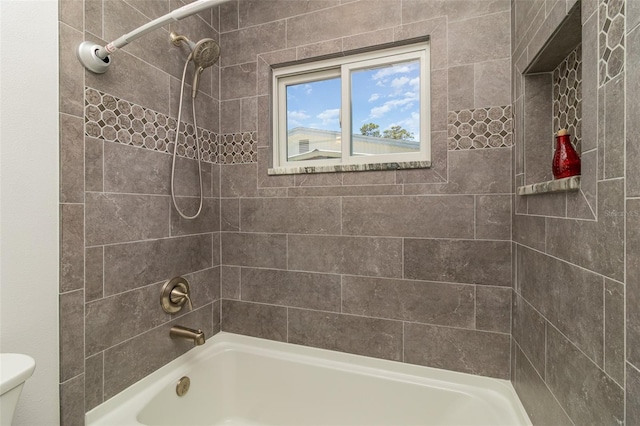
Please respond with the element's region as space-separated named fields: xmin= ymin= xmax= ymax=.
xmin=553 ymin=45 xmax=582 ymax=152
xmin=218 ymin=132 xmax=258 ymax=164
xmin=84 ymin=88 xmax=218 ymax=163
xmin=599 ymin=0 xmax=625 ymax=86
xmin=447 ymin=105 xmax=512 ymax=150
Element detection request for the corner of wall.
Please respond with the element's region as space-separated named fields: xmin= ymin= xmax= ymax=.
xmin=0 ymin=0 xmax=61 ymax=424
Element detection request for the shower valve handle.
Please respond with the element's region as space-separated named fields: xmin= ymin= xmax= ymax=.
xmin=171 ymin=288 xmax=193 ymax=311
xmin=161 ymin=277 xmax=193 ymax=313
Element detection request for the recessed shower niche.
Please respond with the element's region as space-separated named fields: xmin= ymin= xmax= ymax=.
xmin=515 ymin=1 xmax=596 ymax=219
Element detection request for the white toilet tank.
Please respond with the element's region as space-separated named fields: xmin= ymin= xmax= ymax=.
xmin=0 ymin=354 xmax=36 ymax=425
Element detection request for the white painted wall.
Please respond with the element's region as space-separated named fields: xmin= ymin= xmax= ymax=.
xmin=0 ymin=0 xmax=61 ymax=424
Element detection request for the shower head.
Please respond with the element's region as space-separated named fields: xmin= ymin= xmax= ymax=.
xmin=170 ymin=32 xmax=220 ymax=97
xmin=191 ymin=38 xmax=220 ymax=69
xmin=170 ymin=32 xmax=220 ymax=68
xmin=190 ymin=38 xmax=219 ymax=98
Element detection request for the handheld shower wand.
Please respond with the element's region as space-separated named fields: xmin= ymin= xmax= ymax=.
xmin=170 ymin=32 xmax=220 ymax=220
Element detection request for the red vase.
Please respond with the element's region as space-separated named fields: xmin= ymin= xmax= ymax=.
xmin=552 ymin=132 xmax=581 ymax=179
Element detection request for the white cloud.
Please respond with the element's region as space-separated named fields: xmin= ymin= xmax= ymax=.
xmin=288 ymin=110 xmax=311 ymax=127
xmin=393 ymin=111 xmax=420 ymax=137
xmin=368 ymin=91 xmax=419 ymax=119
xmin=389 ymin=77 xmax=419 ymax=96
xmin=370 ymin=98 xmax=412 ymax=118
xmin=289 ymin=110 xmax=310 ymax=120
xmin=391 ymin=76 xmax=411 ymax=89
xmin=316 ymin=108 xmax=340 ymax=126
xmin=290 ymin=84 xmax=313 ymax=95
xmin=370 ymin=104 xmax=392 ymax=119
xmin=400 ymin=102 xmax=415 ymax=112
xmin=399 ymin=114 xmax=420 ymax=133
xmin=368 ymin=93 xmax=381 ymax=102
xmin=371 ymin=63 xmax=417 ymax=81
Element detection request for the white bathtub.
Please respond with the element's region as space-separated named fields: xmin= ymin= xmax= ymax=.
xmin=87 ymin=332 xmax=531 ymax=426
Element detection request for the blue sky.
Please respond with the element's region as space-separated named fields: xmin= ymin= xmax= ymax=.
xmin=286 ymin=60 xmax=420 ymax=141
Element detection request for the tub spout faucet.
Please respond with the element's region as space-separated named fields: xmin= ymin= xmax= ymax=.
xmin=170 ymin=325 xmax=206 ymax=346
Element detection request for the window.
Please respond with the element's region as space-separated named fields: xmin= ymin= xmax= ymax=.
xmin=271 ymin=43 xmax=430 ymax=173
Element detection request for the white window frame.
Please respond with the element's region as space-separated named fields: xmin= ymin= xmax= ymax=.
xmin=271 ymin=43 xmax=430 ymax=173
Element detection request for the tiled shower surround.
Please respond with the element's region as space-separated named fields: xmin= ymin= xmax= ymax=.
xmin=56 ymin=0 xmax=639 ymax=425
xmin=59 ymin=1 xmax=222 ymax=423
xmin=512 ymin=0 xmax=639 ymax=424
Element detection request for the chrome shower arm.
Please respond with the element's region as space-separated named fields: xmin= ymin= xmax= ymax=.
xmin=77 ymin=0 xmax=228 ymax=74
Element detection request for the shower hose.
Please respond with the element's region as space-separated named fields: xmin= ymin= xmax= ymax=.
xmin=171 ymin=54 xmax=204 ymax=220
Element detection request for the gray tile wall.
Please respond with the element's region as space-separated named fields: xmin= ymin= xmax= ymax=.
xmin=627 ymin=3 xmax=640 ymax=421
xmin=512 ymin=0 xmax=637 ymax=423
xmin=57 ymin=1 xmax=639 ymax=425
xmin=217 ymin=0 xmax=514 ymax=380
xmin=58 ymin=1 xmax=220 ymax=424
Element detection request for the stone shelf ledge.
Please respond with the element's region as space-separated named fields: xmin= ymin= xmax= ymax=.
xmin=517 ymin=176 xmax=581 ymax=196
xmin=268 ymin=161 xmax=431 ymax=175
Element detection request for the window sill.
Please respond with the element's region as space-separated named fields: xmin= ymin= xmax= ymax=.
xmin=267 ymin=160 xmax=431 ymax=175
xmin=516 ymin=176 xmax=581 ymax=196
